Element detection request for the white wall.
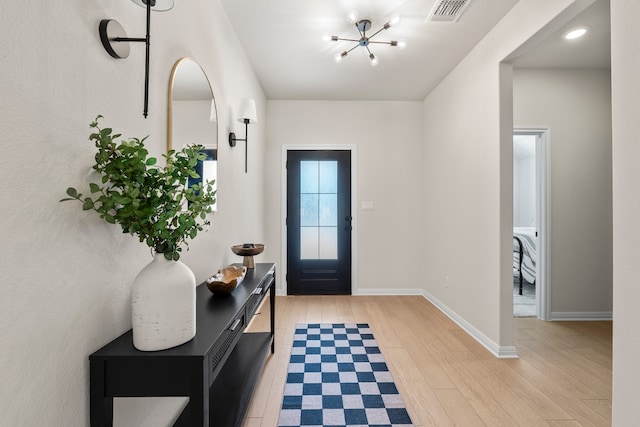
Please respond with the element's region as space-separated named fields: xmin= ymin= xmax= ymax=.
xmin=513 ymin=155 xmax=536 ymax=227
xmin=513 ymin=136 xmax=536 ymax=227
xmin=514 ymin=68 xmax=612 ymax=316
xmin=611 ymin=0 xmax=640 ymax=424
xmin=421 ymin=0 xmax=593 ymax=351
xmin=265 ymin=101 xmax=425 ymax=295
xmin=0 ymin=1 xmax=266 ymax=425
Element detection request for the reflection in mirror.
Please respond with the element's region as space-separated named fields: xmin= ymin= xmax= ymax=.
xmin=168 ymin=58 xmax=218 ymax=210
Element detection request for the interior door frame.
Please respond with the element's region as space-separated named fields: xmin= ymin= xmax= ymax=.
xmin=514 ymin=127 xmax=550 ymax=320
xmin=281 ymin=145 xmax=358 ymax=296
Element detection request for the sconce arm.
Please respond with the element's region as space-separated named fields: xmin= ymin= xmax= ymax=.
xmin=98 ymin=0 xmax=153 ymax=118
xmin=229 ymin=120 xmax=251 ymax=173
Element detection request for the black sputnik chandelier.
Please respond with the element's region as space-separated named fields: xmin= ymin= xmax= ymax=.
xmin=325 ymin=11 xmax=405 ymax=66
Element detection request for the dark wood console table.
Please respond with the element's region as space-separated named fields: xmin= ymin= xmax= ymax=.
xmin=90 ymin=263 xmax=276 ymax=427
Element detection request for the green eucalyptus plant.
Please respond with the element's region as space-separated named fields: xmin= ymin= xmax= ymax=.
xmin=61 ymin=115 xmax=216 ymax=261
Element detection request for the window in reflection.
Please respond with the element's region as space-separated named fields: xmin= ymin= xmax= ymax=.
xmin=189 ymin=148 xmax=217 ymax=201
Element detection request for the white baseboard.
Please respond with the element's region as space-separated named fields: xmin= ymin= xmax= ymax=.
xmin=550 ymin=311 xmax=613 ymax=321
xmin=275 ymin=288 xmax=424 ymax=297
xmin=354 ymin=288 xmax=425 ymax=296
xmin=274 ymin=288 xmax=610 ymax=355
xmin=421 ymin=290 xmax=519 ymax=359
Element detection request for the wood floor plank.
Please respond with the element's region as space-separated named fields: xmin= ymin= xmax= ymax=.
xmin=273 ymin=296 xmax=295 ymax=351
xmin=449 ymin=351 xmax=550 ymax=426
xmin=546 ymin=421 xmax=584 ymax=427
xmin=334 ymin=295 xmax=356 ymax=323
xmin=384 ymin=346 xmax=455 ymax=427
xmin=482 ymin=357 xmax=573 ymax=421
xmin=504 ymin=347 xmax=611 ymax=426
xmin=405 ymin=341 xmax=457 ymax=391
xmin=449 ymin=328 xmax=496 ymax=357
xmin=362 ymin=299 xmax=404 ymax=348
xmin=320 ymin=295 xmax=338 ymax=322
xmin=517 ymin=328 xmax=612 ymax=384
xmin=244 ymin=296 xmax=611 ymax=427
xmin=577 ymin=346 xmax=612 ymax=372
xmin=580 ymin=399 xmax=612 ymax=423
xmin=381 ymin=298 xmax=457 ymax=390
xmin=255 ymin=298 xmax=304 ymax=427
xmin=347 ymin=296 xmax=371 ymax=323
xmin=303 ymin=295 xmax=322 ymax=323
xmin=516 ymin=340 xmax=610 ymax=400
xmin=256 ymin=350 xmax=291 ymax=427
xmin=244 ymin=352 xmax=278 ymax=418
xmin=437 ymin=352 xmax=519 ymax=426
xmin=433 ymin=388 xmax=487 ymax=427
xmin=397 ymin=296 xmax=440 ymax=341
xmin=244 ymin=296 xmax=294 ymax=419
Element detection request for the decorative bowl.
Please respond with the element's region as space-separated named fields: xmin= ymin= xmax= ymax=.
xmin=206 ymin=265 xmax=247 ymax=294
xmin=231 ymin=243 xmax=265 ymax=269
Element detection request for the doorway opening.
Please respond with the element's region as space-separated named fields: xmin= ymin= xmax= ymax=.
xmin=513 ymin=129 xmax=549 ymax=319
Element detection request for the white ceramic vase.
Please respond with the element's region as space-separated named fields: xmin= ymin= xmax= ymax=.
xmin=131 ymin=253 xmax=196 ymax=351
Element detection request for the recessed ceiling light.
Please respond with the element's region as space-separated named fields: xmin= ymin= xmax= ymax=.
xmin=563 ymin=27 xmax=588 ymax=40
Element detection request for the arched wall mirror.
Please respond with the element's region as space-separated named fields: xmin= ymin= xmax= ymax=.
xmin=168 ymin=57 xmax=218 ymax=210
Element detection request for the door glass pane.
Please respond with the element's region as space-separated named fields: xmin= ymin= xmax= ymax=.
xmin=300 ymin=160 xmax=338 ymax=260
xmin=300 ymin=194 xmax=319 ymax=226
xmin=319 ymin=227 xmax=338 ymax=259
xmin=300 ymin=161 xmax=319 ymax=193
xmin=319 ymin=161 xmax=337 ymax=193
xmin=319 ymin=194 xmax=337 ymax=226
xmin=300 ymin=227 xmax=319 ymax=259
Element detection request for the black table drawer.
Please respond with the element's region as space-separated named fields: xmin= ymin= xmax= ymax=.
xmin=208 ymin=312 xmax=245 ymax=385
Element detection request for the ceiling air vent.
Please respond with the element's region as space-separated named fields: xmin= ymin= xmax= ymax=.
xmin=427 ymin=0 xmax=473 ymax=22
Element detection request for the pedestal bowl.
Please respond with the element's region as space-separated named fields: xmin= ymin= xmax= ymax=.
xmin=231 ymin=243 xmax=265 ymax=269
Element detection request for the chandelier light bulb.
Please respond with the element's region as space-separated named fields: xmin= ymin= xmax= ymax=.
xmin=383 ymin=17 xmax=400 ymax=30
xmin=322 ymin=34 xmax=331 ymax=42
xmin=328 ymin=12 xmax=405 ymax=65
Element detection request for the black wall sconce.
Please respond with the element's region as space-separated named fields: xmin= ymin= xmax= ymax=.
xmin=229 ymin=99 xmax=258 ymax=173
xmin=98 ymin=0 xmax=174 ymax=118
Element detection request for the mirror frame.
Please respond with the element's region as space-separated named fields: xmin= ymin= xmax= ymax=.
xmin=167 ymin=57 xmax=219 ymax=210
xmin=167 ymin=57 xmax=218 ymax=152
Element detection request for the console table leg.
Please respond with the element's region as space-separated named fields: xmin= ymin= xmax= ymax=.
xmin=270 ymin=279 xmax=276 ymax=354
xmin=90 ymin=360 xmax=113 ymax=426
xmin=187 ymin=362 xmax=209 ymax=426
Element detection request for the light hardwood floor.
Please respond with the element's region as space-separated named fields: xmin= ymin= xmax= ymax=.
xmin=242 ymin=296 xmax=612 ymax=427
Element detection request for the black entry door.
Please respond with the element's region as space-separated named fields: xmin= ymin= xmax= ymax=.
xmin=287 ymin=150 xmax=352 ymax=295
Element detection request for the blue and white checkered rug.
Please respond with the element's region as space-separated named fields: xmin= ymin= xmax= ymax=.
xmin=278 ymin=323 xmax=414 ymax=427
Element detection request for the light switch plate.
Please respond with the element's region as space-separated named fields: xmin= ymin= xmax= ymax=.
xmin=362 ymin=201 xmax=374 ymax=211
